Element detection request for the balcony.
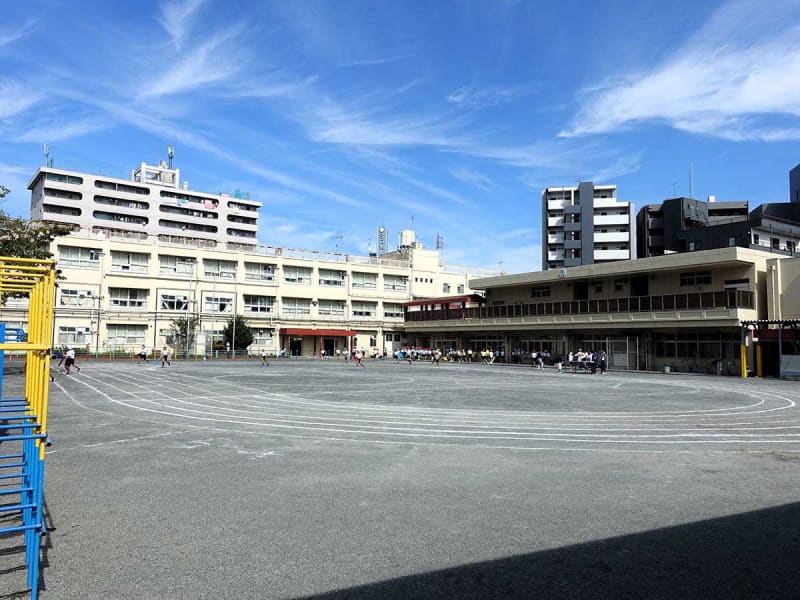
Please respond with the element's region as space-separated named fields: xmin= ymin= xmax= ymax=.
xmin=594 ymin=232 xmax=629 ymax=243
xmin=593 ymin=249 xmax=629 ymax=260
xmin=594 ymin=214 xmax=630 ymax=226
xmin=405 ymin=290 xmax=754 ymax=323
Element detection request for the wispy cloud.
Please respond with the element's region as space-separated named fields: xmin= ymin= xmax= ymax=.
xmin=340 ymin=54 xmax=410 ymax=67
xmin=157 ymin=0 xmax=205 ymax=50
xmin=589 ymin=152 xmax=642 ymax=183
xmin=561 ymin=0 xmax=800 ymax=141
xmin=0 ymin=80 xmax=41 ymax=119
xmin=14 ymin=117 xmax=110 ymax=143
xmin=141 ymin=24 xmax=245 ymax=98
xmin=0 ymin=19 xmax=38 ymax=47
xmin=447 ymin=84 xmax=528 ymax=109
xmin=449 ymin=167 xmax=496 ymax=190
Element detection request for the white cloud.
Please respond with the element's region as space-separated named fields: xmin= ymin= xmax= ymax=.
xmin=141 ymin=25 xmax=244 ymax=98
xmin=14 ymin=117 xmax=109 ymax=143
xmin=0 ymin=80 xmax=41 ymax=119
xmin=449 ymin=167 xmax=495 ymax=191
xmin=157 ymin=0 xmax=205 ymax=49
xmin=0 ymin=19 xmax=38 ymax=47
xmin=562 ymin=0 xmax=800 ymax=141
xmin=447 ymin=84 xmax=528 ymax=109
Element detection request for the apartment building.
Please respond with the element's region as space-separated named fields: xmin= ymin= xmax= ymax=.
xmin=28 ymin=160 xmax=261 ymax=249
xmin=636 ymin=196 xmax=749 ymax=258
xmin=637 ymin=197 xmax=800 ymax=258
xmin=541 ymin=182 xmax=635 ymax=270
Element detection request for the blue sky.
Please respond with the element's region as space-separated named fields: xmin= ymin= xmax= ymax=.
xmin=1 ymin=0 xmax=799 ymax=274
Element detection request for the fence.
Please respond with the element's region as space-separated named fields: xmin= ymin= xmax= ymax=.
xmin=0 ymin=257 xmax=57 ymax=600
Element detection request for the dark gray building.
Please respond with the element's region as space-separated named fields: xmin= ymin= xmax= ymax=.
xmin=636 ymin=197 xmax=749 ymax=258
xmin=791 ymin=163 xmax=800 ymax=203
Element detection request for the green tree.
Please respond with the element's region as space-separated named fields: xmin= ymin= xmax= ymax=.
xmin=168 ymin=315 xmax=200 ymax=357
xmin=0 ymin=185 xmax=73 ymax=259
xmin=223 ymin=314 xmax=253 ymax=355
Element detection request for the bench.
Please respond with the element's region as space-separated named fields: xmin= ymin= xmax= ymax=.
xmin=565 ymin=361 xmax=593 ymax=373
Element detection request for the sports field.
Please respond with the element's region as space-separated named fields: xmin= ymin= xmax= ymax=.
xmin=2 ymin=358 xmax=799 ymax=598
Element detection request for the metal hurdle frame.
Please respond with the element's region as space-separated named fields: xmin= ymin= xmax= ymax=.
xmin=0 ymin=257 xmax=56 ymax=600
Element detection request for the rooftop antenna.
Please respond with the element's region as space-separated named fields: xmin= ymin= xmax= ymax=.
xmin=436 ymin=232 xmax=443 ymax=250
xmin=689 ymin=162 xmax=694 ymax=199
xmin=167 ymin=145 xmax=174 ymax=169
xmin=334 ymin=234 xmax=343 ymax=253
xmin=43 ymin=143 xmax=51 ymax=167
xmin=672 ymin=181 xmax=677 ymax=196
xmin=411 ymin=215 xmax=415 ymax=229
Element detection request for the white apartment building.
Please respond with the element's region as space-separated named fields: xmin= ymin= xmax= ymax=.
xmin=5 ymin=160 xmax=495 ymax=357
xmin=28 ymin=161 xmax=261 ymax=249
xmin=542 ymin=182 xmax=635 ymax=270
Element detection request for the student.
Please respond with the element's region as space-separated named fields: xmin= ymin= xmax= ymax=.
xmin=161 ymin=345 xmax=171 ymax=367
xmin=260 ymin=350 xmax=270 ymax=366
xmin=138 ymin=344 xmax=149 ymax=365
xmin=431 ymin=348 xmax=442 ymax=367
xmin=63 ymin=345 xmax=81 ymax=375
xmin=600 ymin=350 xmax=608 ymax=374
xmin=353 ymin=349 xmax=366 ymax=369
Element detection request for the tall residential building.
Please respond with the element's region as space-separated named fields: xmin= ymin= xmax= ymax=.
xmin=541 ymin=182 xmax=635 ymax=270
xmin=27 ymin=160 xmax=261 ymax=249
xmin=636 ymin=197 xmax=749 ymax=258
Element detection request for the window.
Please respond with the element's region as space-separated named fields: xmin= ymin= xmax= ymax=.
xmin=58 ymin=326 xmax=92 ymax=345
xmin=788 ymin=241 xmax=796 ymax=254
xmin=688 ymin=242 xmax=696 ymax=251
xmin=282 ymin=297 xmax=311 ymax=315
xmin=680 ymin=271 xmax=712 ymax=286
xmin=111 ymin=251 xmax=149 ymax=273
xmin=531 ymin=286 xmax=551 ymax=298
xmin=318 ymin=300 xmax=345 ymax=317
xmin=106 ymin=324 xmax=147 ymax=346
xmin=160 ymin=294 xmax=189 ymax=311
xmin=159 ymin=256 xmax=196 ymax=276
xmin=204 ymin=295 xmax=233 ymax=313
xmin=772 ymin=237 xmax=780 ymax=250
xmin=753 ymin=233 xmax=760 ymax=245
xmin=443 ymin=283 xmax=451 ymax=294
xmin=728 ymin=237 xmax=736 ymax=247
xmin=60 ymin=288 xmax=95 ymax=306
xmin=351 ymin=301 xmax=377 ymax=317
xmin=245 ymin=262 xmax=276 ymax=282
xmin=58 ymin=246 xmax=102 ymax=269
xmin=283 ymin=265 xmax=312 ymax=285
xmin=384 ymin=303 xmax=403 ymax=318
xmin=457 ymin=284 xmax=465 ymax=294
xmin=251 ymin=328 xmax=274 ymax=346
xmin=46 ymin=172 xmax=83 ymax=185
xmin=244 ymin=295 xmax=274 ymax=313
xmin=109 ymin=288 xmax=147 ymax=308
xmin=384 ymin=275 xmax=408 ymax=291
xmin=351 ymin=272 xmax=377 ymax=289
xmin=204 ymin=259 xmax=237 ymax=279
xmin=319 ymin=269 xmax=345 ymax=286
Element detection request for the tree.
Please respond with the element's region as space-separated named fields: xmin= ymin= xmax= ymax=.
xmin=168 ymin=316 xmax=200 ymax=357
xmin=223 ymin=315 xmax=253 ymax=355
xmin=0 ymin=185 xmax=73 ymax=259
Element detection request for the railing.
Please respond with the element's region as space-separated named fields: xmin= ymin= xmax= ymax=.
xmin=405 ymin=290 xmax=755 ymax=322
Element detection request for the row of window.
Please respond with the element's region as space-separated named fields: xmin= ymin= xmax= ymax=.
xmin=44 ymin=172 xmax=258 ymax=211
xmin=57 ymin=247 xmax=411 ymax=289
xmin=60 ymin=287 xmax=404 ymax=318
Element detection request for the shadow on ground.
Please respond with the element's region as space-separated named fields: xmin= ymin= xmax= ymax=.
xmin=296 ymin=502 xmax=800 ymax=600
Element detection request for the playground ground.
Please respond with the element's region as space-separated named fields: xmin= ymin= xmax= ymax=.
xmin=1 ymin=358 xmax=799 ymax=599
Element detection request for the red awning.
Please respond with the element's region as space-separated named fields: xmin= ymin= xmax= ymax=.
xmin=280 ymin=328 xmax=356 ymax=337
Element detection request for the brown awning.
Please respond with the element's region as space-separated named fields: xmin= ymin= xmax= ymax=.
xmin=280 ymin=328 xmax=356 ymax=337
xmin=402 ymin=294 xmax=485 ymax=308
